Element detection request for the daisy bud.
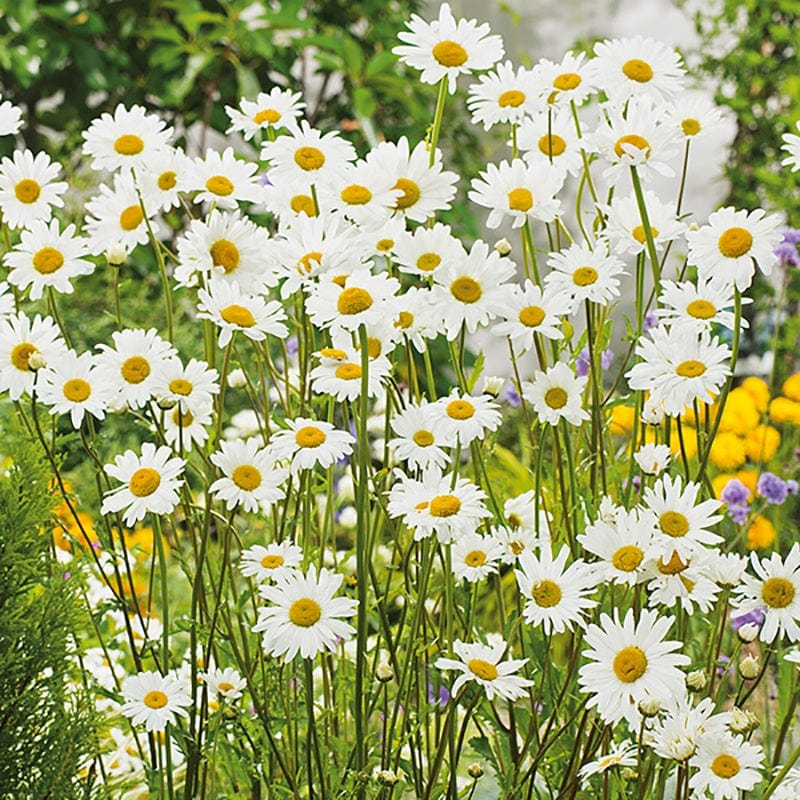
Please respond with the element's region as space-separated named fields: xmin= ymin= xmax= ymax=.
xmin=27 ymin=352 xmax=47 ymax=371
xmin=155 ymin=394 xmax=177 ymax=410
xmin=738 ymin=655 xmax=760 ymax=680
xmin=729 ymin=706 xmax=759 ymax=734
xmin=737 ymin=622 xmax=760 ymax=643
xmin=670 ymin=739 xmax=697 ymax=762
xmin=468 ymin=763 xmax=484 ymax=779
xmin=481 ymin=375 xmax=505 ymax=397
xmin=227 ymin=368 xmax=247 ymax=389
xmin=376 ymin=663 xmax=395 ymax=683
xmin=685 ymin=669 xmax=708 ymax=692
xmin=105 ymin=243 xmax=128 ymax=267
xmin=376 ymin=769 xmax=399 ymax=786
xmin=688 ymin=222 xmax=699 ymax=231
xmin=561 ymin=320 xmax=574 ymax=340
xmin=637 ymin=697 xmax=662 ymax=717
xmin=494 ymin=238 xmax=512 ymax=256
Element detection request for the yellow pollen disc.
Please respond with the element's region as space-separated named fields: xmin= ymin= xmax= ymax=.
xmin=507 ymin=513 xmax=522 ymax=528
xmin=289 ymin=597 xmax=322 ymax=627
xmin=210 ymin=239 xmax=240 ymax=273
xmin=218 ymin=682 xmax=235 ymax=692
xmin=220 ymin=304 xmax=256 ymax=327
xmin=658 ymin=550 xmax=689 ymax=574
xmin=143 ymin=690 xmax=168 ymax=709
xmin=468 ymin=658 xmax=498 ymax=680
xmin=718 ymin=227 xmax=753 ymax=258
xmin=622 ymin=58 xmax=654 ymax=83
xmin=508 ymin=187 xmax=533 ymax=212
xmin=253 ymin=108 xmax=281 ymax=125
xmin=119 ymin=205 xmax=144 ymax=231
xmin=711 ymin=755 xmax=740 ymax=779
xmin=687 ymin=299 xmax=716 ymax=319
xmin=114 ymin=134 xmax=145 ymax=156
xmin=319 ymin=347 xmax=347 ymax=360
xmin=298 ymin=251 xmax=323 ymax=274
xmin=121 ymin=356 xmax=150 ymax=384
xmin=573 ymin=266 xmax=598 ymax=286
xmin=395 ymin=310 xmax=414 ymax=329
xmin=465 ymin=550 xmax=487 ymax=567
xmin=232 ymin=464 xmax=262 ymax=491
xmin=450 ymin=276 xmax=482 ymax=304
xmin=510 ymin=540 xmax=525 ymax=555
xmin=129 ymin=467 xmax=161 ymax=497
xmin=261 ymin=554 xmax=285 ymax=569
xmin=206 ymin=175 xmax=234 ymax=196
xmin=432 ymin=39 xmax=468 ymax=67
xmin=681 ymin=118 xmax=701 ymax=136
xmin=429 ymin=494 xmax=461 ymax=517
xmin=544 ymin=387 xmax=568 ymax=409
xmin=32 ymin=247 xmax=65 ymax=274
xmin=446 ymin=399 xmax=475 ymax=420
xmin=498 ymin=89 xmax=526 ymax=107
xmin=417 ymin=253 xmax=441 ymax=272
xmin=366 ymin=337 xmax=381 ymax=358
xmin=291 ymin=194 xmax=317 ymax=216
xmin=376 ymin=238 xmax=394 ymax=252
xmin=659 ymin=511 xmax=690 ymax=538
xmin=295 ymin=425 xmax=326 ymax=448
xmin=63 ymin=378 xmax=91 ymax=403
xmin=676 ymin=359 xmax=706 ymax=378
xmin=632 ymin=225 xmax=659 ymax=244
xmin=341 ymin=184 xmax=372 ymax=205
xmin=614 ymin=134 xmax=651 ymax=159
xmin=169 ymin=378 xmax=193 ymax=396
xmin=337 ymin=286 xmax=373 ymax=315
xmin=335 ymin=362 xmax=362 ymax=380
xmin=761 ymin=577 xmax=795 ymax=608
xmin=538 ymin=134 xmax=567 ymax=157
xmin=392 ymin=178 xmax=421 ymax=210
xmin=294 ymin=146 xmax=326 ymax=171
xmin=612 ymin=545 xmax=644 ymax=572
xmin=553 ymin=72 xmax=582 ymax=91
xmin=171 ymin=407 xmax=194 ymax=426
xmin=532 ymin=579 xmax=562 ymax=607
xmin=518 ymin=305 xmax=545 ymax=327
xmin=413 ymin=430 xmax=434 ymax=447
xmin=613 ymin=647 xmax=647 ymax=682
xmin=14 ymin=178 xmax=41 ymax=204
xmin=158 ymin=171 xmax=177 ymax=191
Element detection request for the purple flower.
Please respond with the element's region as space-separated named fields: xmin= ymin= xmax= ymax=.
xmin=428 ymin=681 xmax=450 ymax=706
xmin=787 ymin=479 xmax=798 ymax=496
xmin=757 ymin=472 xmax=789 ymax=505
xmin=643 ymin=310 xmax=659 ymax=333
xmin=575 ymin=346 xmax=613 ymax=377
xmin=775 ymin=228 xmax=800 ymax=267
xmin=731 ymin=607 xmax=765 ymax=631
xmin=721 ymin=479 xmax=749 ymax=506
xmin=286 ymin=336 xmax=299 ymax=357
xmin=502 ymin=384 xmax=521 ymax=407
xmin=727 ymin=503 xmax=749 ymax=525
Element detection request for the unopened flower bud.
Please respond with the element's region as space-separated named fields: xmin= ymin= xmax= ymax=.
xmin=106 ymin=244 xmax=128 ymax=267
xmin=376 ymin=663 xmax=394 ymax=683
xmin=494 ymin=238 xmax=512 ymax=256
xmin=227 ymin=368 xmax=247 ymax=389
xmin=28 ymin=352 xmax=47 ymax=371
xmin=467 ymin=763 xmax=484 ymax=779
xmin=481 ymin=376 xmax=504 ymax=397
xmin=685 ymin=670 xmax=708 ymax=692
xmin=376 ymin=769 xmax=399 ymax=786
xmin=738 ymin=655 xmax=760 ymax=680
xmin=737 ymin=623 xmax=759 ymax=643
xmin=637 ymin=696 xmax=662 ymax=717
xmin=669 ymin=738 xmax=697 ymax=762
xmin=155 ymin=394 xmax=177 ymax=410
xmin=729 ymin=706 xmax=759 ymax=734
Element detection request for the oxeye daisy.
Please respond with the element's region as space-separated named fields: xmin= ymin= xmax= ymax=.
xmin=180 ymin=147 xmax=263 ymax=208
xmin=578 ymin=742 xmax=638 ymax=786
xmin=253 ymin=564 xmax=358 ymax=661
xmin=732 ymin=543 xmax=800 ymax=643
xmin=0 ymin=149 xmax=67 ymax=229
xmin=202 ymin=666 xmax=247 ymax=703
xmin=389 ymin=400 xmax=453 ymax=471
xmin=665 ymin=93 xmax=727 ymax=142
xmin=393 ymin=222 xmax=466 ymax=279
xmin=4 ymin=219 xmax=94 ymax=300
xmin=493 ymin=525 xmax=541 ymax=564
xmin=163 ymin=402 xmax=213 ymax=451
xmin=137 ymin=146 xmax=189 ymax=212
xmin=451 ymin=532 xmax=504 ymax=583
xmin=515 ymin=547 xmax=597 ymax=634
xmin=530 ymin=51 xmax=595 ymax=107
xmin=309 ymin=343 xmax=391 ymax=402
xmin=225 ymin=87 xmax=305 ymax=140
xmin=240 ymin=540 xmax=303 ymax=583
xmin=119 ymin=670 xmax=191 ymax=732
xmin=686 ymin=206 xmax=782 ymax=291
xmin=657 ymin=278 xmax=746 ymax=334
xmin=578 ymin=608 xmax=689 ymax=727
xmin=633 ymin=443 xmax=672 ymax=475
xmin=689 ymin=732 xmax=764 ymax=800
xmin=491 ymin=280 xmax=566 ymax=354
xmin=647 ymin=693 xmax=729 ymax=762
xmin=82 ymin=104 xmax=173 ymax=172
xmin=209 ymin=438 xmax=288 ymax=514
xmin=393 ymin=2 xmax=504 ymax=94
xmin=435 ymin=640 xmax=533 ymax=701
xmin=390 ymin=285 xmax=442 ymax=353
xmin=0 ymin=99 xmax=23 ymax=136
xmin=263 ymin=177 xmax=318 ymax=221
xmin=150 ymin=357 xmax=220 ymax=416
xmin=466 ymin=61 xmax=539 ymax=130
xmin=522 ymin=361 xmax=589 ymax=427
xmin=318 ymin=159 xmax=401 ymax=227
xmin=601 ymin=190 xmax=686 ymax=257
xmin=544 ymin=243 xmax=625 ymax=313
xmin=100 ymin=442 xmax=185 ymax=527
xmin=516 ymin=108 xmax=584 ymax=176
xmin=782 ymin=120 xmax=800 ymax=172
xmin=504 ymin=489 xmax=551 ymax=543
xmin=435 ymin=389 xmax=502 ymax=446
xmin=643 ymin=549 xmax=721 ymax=614
xmin=268 ymin=417 xmax=354 ymax=474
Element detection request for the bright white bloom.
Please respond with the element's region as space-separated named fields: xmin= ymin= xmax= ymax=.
xmin=601 ymin=190 xmax=686 ymax=256
xmin=689 ymin=732 xmax=765 ymax=800
xmin=452 ymin=532 xmax=504 ymax=582
xmin=180 ymin=147 xmax=263 ymax=208
xmin=163 ymin=402 xmax=213 ymax=451
xmin=665 ymin=93 xmax=727 ymax=142
xmin=545 ymin=243 xmax=626 ymax=312
xmin=240 ymin=540 xmax=303 ymax=583
xmin=491 ymin=280 xmax=567 ymax=354
xmin=319 ymin=159 xmax=401 ymax=227
xmin=268 ymin=417 xmax=354 ymax=474
xmin=202 ymin=666 xmax=247 ymax=702
xmin=644 ymin=549 xmax=721 ymax=614
xmin=516 ymin=108 xmax=584 ymax=176
xmin=391 ymin=285 xmax=442 ymax=353
xmin=467 ymin=61 xmax=539 ymax=130
xmin=0 ymin=312 xmax=66 ymax=400
xmin=119 ymin=670 xmax=191 ymax=732
xmin=523 ymin=361 xmax=589 ymax=427
xmin=658 ymin=278 xmax=745 ymax=334
xmin=393 ymin=222 xmax=466 ymax=279
xmin=578 ymin=742 xmax=638 ymax=785
xmin=136 ymin=146 xmax=189 ymax=212
xmin=389 ymin=400 xmax=453 ymax=471
xmin=310 ymin=342 xmax=391 ymax=402
xmin=633 ymin=443 xmax=672 ymax=475
xmin=436 ymin=640 xmax=533 ymax=700
xmin=0 ymin=99 xmax=23 ymax=136
xmin=225 ymin=88 xmax=305 ymax=139
xmin=782 ymin=120 xmax=800 ymax=171
xmin=0 ymin=149 xmax=67 ymax=229
xmin=530 ymin=51 xmax=595 ymax=107
xmin=435 ymin=389 xmax=502 ymax=446
xmin=648 ymin=693 xmax=729 ymax=761
xmin=150 ymin=357 xmax=220 ymax=416
xmin=305 ymin=271 xmax=400 ymax=333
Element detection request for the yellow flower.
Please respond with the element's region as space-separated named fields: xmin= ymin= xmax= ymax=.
xmin=782 ymin=372 xmax=800 ymax=401
xmin=746 ymin=514 xmax=776 ymax=549
xmin=609 ymin=404 xmax=636 ymax=435
xmin=669 ymin=425 xmax=698 ymax=459
xmin=744 ymin=424 xmax=780 ymax=463
xmin=734 ymin=469 xmax=758 ymax=500
xmin=713 ymin=388 xmax=760 ymax=434
xmin=769 ymin=396 xmax=800 ymax=425
xmin=711 ymin=473 xmax=736 ymax=499
xmin=708 ymin=432 xmax=747 ymax=471
xmin=740 ymin=376 xmax=770 ymax=413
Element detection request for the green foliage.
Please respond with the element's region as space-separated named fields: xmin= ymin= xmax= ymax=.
xmin=0 ymin=423 xmax=98 ymax=800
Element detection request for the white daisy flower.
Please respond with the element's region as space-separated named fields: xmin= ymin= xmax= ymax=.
xmin=544 ymin=243 xmax=626 ymax=313
xmin=240 ymin=540 xmax=303 ymax=583
xmin=522 ymin=361 xmax=589 ymax=427
xmin=225 ymin=87 xmax=305 ymax=139
xmin=101 ymin=442 xmax=185 ymax=527
xmin=136 ymin=146 xmax=190 ymax=212
xmin=0 ymin=312 xmax=66 ymax=401
xmin=390 ymin=285 xmax=442 ymax=353
xmin=516 ymin=108 xmax=584 ymax=176
xmin=202 ymin=666 xmax=247 ymax=702
xmin=0 ymin=99 xmax=23 ymax=136
xmin=491 ymin=280 xmax=567 ymax=354
xmin=578 ymin=742 xmax=638 ymax=785
xmin=309 ymin=343 xmax=390 ymax=402
xmin=492 ymin=525 xmax=542 ymax=564
xmin=601 ymin=190 xmax=686 ymax=257
xmin=665 ymin=93 xmax=727 ymax=142
xmin=529 ymin=51 xmax=595 ymax=107
xmin=393 ymin=2 xmax=504 ymax=94
xmin=451 ymin=532 xmax=504 ymax=582
xmin=436 ymin=640 xmax=533 ymax=701
xmin=119 ymin=670 xmax=191 ymax=732
xmin=392 ymin=222 xmax=466 ymax=279
xmin=389 ymin=400 xmax=453 ymax=471
xmin=781 ymin=120 xmax=800 ymax=172
xmin=262 ymin=177 xmax=318 ymax=221
xmin=643 ymin=549 xmax=721 ymax=614
xmin=689 ymin=732 xmax=764 ymax=800
xmin=358 ymin=216 xmax=408 ymax=260
xmin=503 ymin=490 xmax=551 ymax=542
xmin=318 ymin=159 xmax=401 ymax=227
xmin=633 ymin=443 xmax=672 ymax=475
xmin=253 ymin=564 xmax=358 ymax=661
xmin=647 ymin=692 xmax=729 ymax=762
xmin=180 ymin=147 xmax=263 ymax=208
xmin=434 ymin=389 xmax=502 ymax=446
xmin=0 ymin=149 xmax=67 ymax=229
xmin=150 ymin=357 xmax=220 ymax=416
xmin=466 ymin=61 xmax=539 ymax=130
xmin=268 ymin=417 xmax=354 ymax=474
xmin=657 ymin=278 xmax=746 ymax=334
xmin=163 ymin=402 xmax=213 ymax=451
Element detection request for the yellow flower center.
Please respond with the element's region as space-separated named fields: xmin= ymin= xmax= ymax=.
xmin=761 ymin=577 xmax=795 ymax=608
xmin=447 ymin=399 xmax=475 ymax=420
xmin=158 ymin=171 xmax=177 ymax=191
xmin=254 ymin=108 xmax=281 ymax=125
xmin=498 ymin=89 xmax=526 ymax=107
xmin=291 ymin=194 xmax=317 ymax=216
xmin=14 ymin=179 xmax=41 ymax=204
xmin=169 ymin=378 xmax=193 ymax=396
xmin=658 ymin=550 xmax=689 ymax=574
xmin=465 ymin=549 xmax=487 ymax=567
xmin=129 ymin=467 xmax=161 ymax=497
xmin=417 ymin=253 xmax=441 ymax=272
xmin=395 ymin=310 xmax=414 ymax=329
xmin=611 ymin=545 xmax=644 ymax=572
xmin=335 ymin=362 xmax=362 ymax=380
xmin=295 ymin=425 xmax=326 ymax=448
xmin=337 ymin=286 xmax=373 ymax=315
xmin=531 ymin=579 xmax=562 ymax=607
xmin=711 ymin=755 xmax=740 ymax=779
xmin=686 ymin=299 xmax=716 ymax=319
xmin=622 ymin=58 xmax=654 ymax=83
xmin=468 ymin=658 xmax=498 ymax=680
xmin=676 ymin=359 xmax=706 ymax=378
xmin=32 ymin=247 xmax=65 ymax=274
xmin=289 ymin=597 xmax=322 ymax=627
xmin=553 ymin=72 xmax=582 ymax=91
xmin=518 ymin=305 xmax=546 ymax=327
xmin=261 ymin=554 xmax=285 ymax=568
xmin=341 ymin=184 xmax=372 ymax=205
xmin=206 ymin=175 xmax=234 ymax=196
xmin=121 ymin=356 xmax=150 ymax=384
xmin=613 ymin=646 xmax=648 ymax=682
xmin=413 ymin=430 xmax=434 ymax=447
xmin=508 ymin=187 xmax=533 ymax=212
xmin=429 ymin=494 xmax=461 ymax=517
xmin=681 ymin=118 xmax=701 ymax=136
xmin=538 ymin=134 xmax=567 ymax=157
xmin=718 ymin=227 xmax=753 ymax=258
xmin=114 ymin=134 xmax=145 ymax=155
xmin=376 ymin=238 xmax=394 ymax=252
xmin=119 ymin=205 xmax=144 ymax=231
xmin=171 ymin=408 xmax=194 ymax=427
xmin=392 ymin=178 xmax=421 ymax=210
xmin=544 ymin=387 xmax=568 ymax=409
xmin=63 ymin=378 xmax=91 ymax=403
xmin=614 ymin=134 xmax=651 ymax=159
xmin=232 ymin=464 xmax=262 ymax=491
xmin=296 ymin=251 xmax=322 ymax=275
xmin=510 ymin=539 xmax=525 ymax=555
xmin=218 ymin=681 xmax=235 ymax=692
xmin=220 ymin=304 xmax=256 ymax=328
xmin=143 ymin=690 xmax=169 ymax=709
xmin=632 ymin=225 xmax=659 ymax=244
xmin=294 ymin=146 xmax=325 ymax=171
xmin=432 ymin=40 xmax=468 ymax=67
xmin=573 ymin=266 xmax=598 ymax=286
xmin=319 ymin=347 xmax=347 ymax=360
xmin=659 ymin=511 xmax=690 ymax=538
xmin=450 ymin=276 xmax=482 ymax=304
xmin=210 ymin=239 xmax=240 ymax=273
